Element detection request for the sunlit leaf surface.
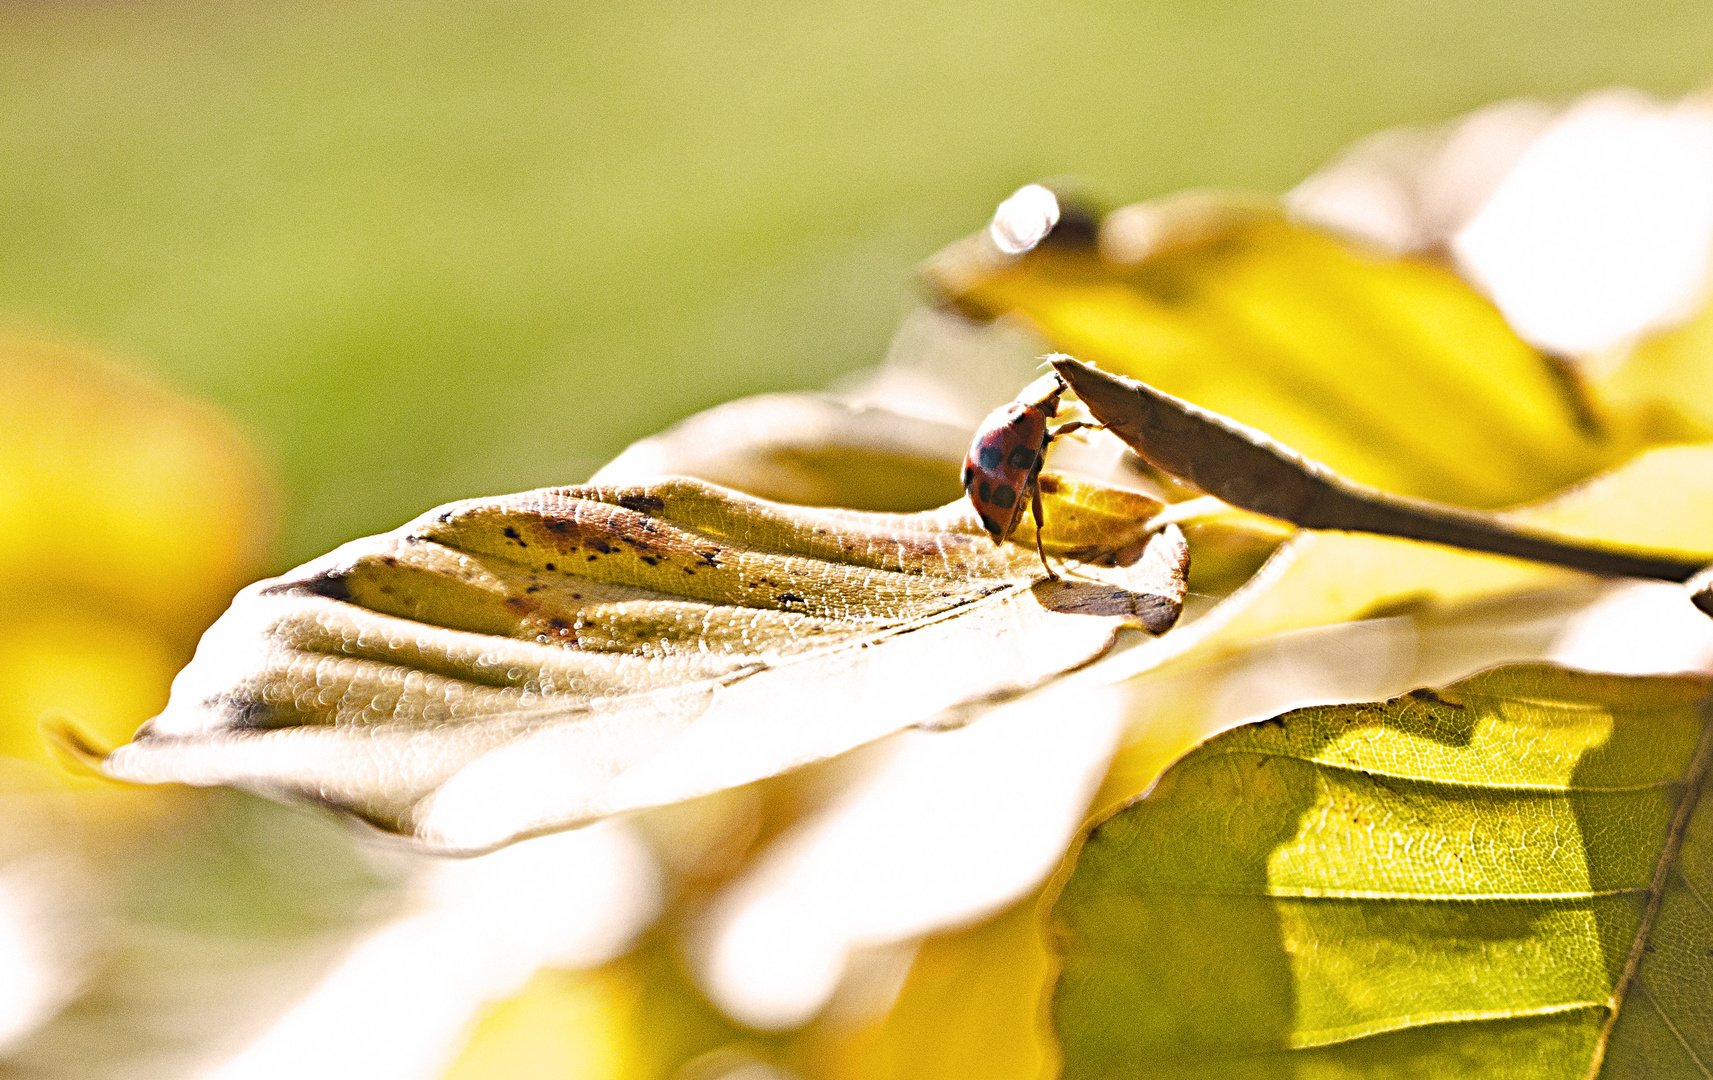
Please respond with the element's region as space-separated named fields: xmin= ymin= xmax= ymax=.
xmin=926 ymin=200 xmax=1626 ymax=508
xmin=590 ymin=393 xmax=973 ymax=514
xmin=88 ymin=478 xmax=1186 ymax=853
xmin=1050 ymin=665 xmax=1713 ymax=1079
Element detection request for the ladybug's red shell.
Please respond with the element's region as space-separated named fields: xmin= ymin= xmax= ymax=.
xmin=962 ymin=377 xmax=1063 ymax=542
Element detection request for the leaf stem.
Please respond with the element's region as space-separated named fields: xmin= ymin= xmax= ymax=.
xmin=1055 ymin=358 xmax=1711 ymax=583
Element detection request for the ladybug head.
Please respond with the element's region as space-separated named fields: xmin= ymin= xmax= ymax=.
xmin=1015 ymin=369 xmax=1067 ymax=418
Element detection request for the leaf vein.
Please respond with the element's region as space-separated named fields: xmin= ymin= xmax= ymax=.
xmin=1638 ymin=978 xmax=1713 ymax=1079
xmin=1201 ymin=748 xmax=1686 ymax=793
xmin=1587 ymin=694 xmax=1713 ymax=1079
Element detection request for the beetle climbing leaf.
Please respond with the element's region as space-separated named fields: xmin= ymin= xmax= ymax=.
xmin=81 ymin=477 xmax=1187 ymax=854
xmin=1049 ymin=664 xmax=1713 ymax=1079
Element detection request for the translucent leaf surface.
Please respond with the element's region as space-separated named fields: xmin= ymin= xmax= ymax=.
xmin=1049 ymin=665 xmax=1713 ymax=1079
xmin=925 ymin=198 xmax=1624 ymax=507
xmin=1077 ymin=433 xmax=1713 ymax=691
xmin=86 ymin=478 xmax=1187 ymax=853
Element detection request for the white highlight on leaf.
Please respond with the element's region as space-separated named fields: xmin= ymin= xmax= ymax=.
xmin=1545 ymin=580 xmax=1713 ymax=676
xmin=1289 ymin=87 xmax=1713 ymax=356
xmin=0 ymin=860 xmax=84 ymax=1055
xmin=194 ymin=822 xmax=659 ymax=1080
xmin=990 ymin=184 xmax=1061 ymax=255
xmin=1454 ymin=91 xmax=1713 ymax=356
xmin=691 ymin=683 xmax=1124 ymax=1030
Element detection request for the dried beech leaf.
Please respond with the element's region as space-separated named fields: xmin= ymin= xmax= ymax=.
xmin=590 ymin=393 xmax=971 ymax=512
xmin=86 ymin=478 xmax=1186 ymax=853
xmin=1055 ymin=357 xmax=1708 ymax=582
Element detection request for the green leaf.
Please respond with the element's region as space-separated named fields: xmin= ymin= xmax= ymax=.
xmin=80 ymin=477 xmax=1187 ymax=853
xmin=1048 ymin=664 xmax=1713 ymax=1078
xmin=926 ymin=196 xmax=1628 ymax=508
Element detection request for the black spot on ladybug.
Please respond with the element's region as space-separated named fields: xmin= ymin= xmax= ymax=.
xmin=618 ymin=494 xmax=666 ymax=514
xmin=978 ymin=481 xmax=992 ymax=501
xmin=961 ymin=465 xmax=974 ymax=489
xmin=979 ymin=445 xmax=1003 ymax=470
xmin=990 ymin=484 xmax=1016 ymax=509
xmin=544 ymin=562 xmax=556 ymax=571
xmin=1007 ymin=445 xmax=1036 ymax=470
xmin=980 ymin=513 xmax=1001 ymax=534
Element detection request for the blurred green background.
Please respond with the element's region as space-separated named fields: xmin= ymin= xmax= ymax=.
xmin=3 ymin=0 xmax=1710 ymax=569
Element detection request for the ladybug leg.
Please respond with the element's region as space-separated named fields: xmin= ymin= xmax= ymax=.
xmin=1045 ymin=420 xmax=1106 ymax=442
xmin=1030 ymin=476 xmax=1058 ymax=581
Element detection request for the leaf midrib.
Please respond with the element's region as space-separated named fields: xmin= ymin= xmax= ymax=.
xmin=1201 ymin=746 xmax=1688 ymax=794
xmin=1586 ymin=694 xmax=1713 ymax=1078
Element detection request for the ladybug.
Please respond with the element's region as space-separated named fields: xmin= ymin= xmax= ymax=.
xmin=962 ymin=362 xmax=1096 ymax=579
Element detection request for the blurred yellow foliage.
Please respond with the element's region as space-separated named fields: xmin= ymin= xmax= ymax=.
xmin=0 ymin=331 xmax=274 ymax=772
xmin=815 ymin=898 xmax=1053 ymax=1080
xmin=444 ymin=966 xmax=640 ymax=1080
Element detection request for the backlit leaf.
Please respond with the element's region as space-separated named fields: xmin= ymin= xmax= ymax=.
xmin=1049 ymin=664 xmax=1713 ymax=1078
xmin=926 ymin=196 xmax=1625 ymax=507
xmin=82 ymin=477 xmax=1187 ymax=853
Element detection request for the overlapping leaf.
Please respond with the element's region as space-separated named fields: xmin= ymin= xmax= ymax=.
xmin=84 ymin=476 xmax=1186 ymax=853
xmin=1049 ymin=664 xmax=1713 ymax=1079
xmin=1041 ymin=356 xmax=1713 ymax=685
xmin=925 ymin=195 xmax=1627 ymax=507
